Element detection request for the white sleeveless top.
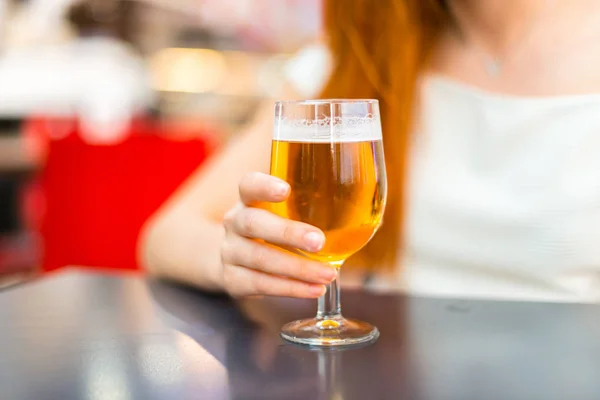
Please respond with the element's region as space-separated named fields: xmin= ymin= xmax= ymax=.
xmin=285 ymin=45 xmax=600 ymax=303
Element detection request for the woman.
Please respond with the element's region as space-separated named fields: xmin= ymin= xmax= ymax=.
xmin=140 ymin=0 xmax=600 ymax=303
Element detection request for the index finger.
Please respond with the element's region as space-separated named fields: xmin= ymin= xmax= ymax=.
xmin=239 ymin=172 xmax=290 ymax=205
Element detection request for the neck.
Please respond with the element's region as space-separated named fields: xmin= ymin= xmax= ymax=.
xmin=447 ymin=0 xmax=550 ymax=53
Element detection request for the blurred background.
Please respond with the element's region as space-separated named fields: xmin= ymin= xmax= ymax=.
xmin=0 ymin=0 xmax=322 ymax=285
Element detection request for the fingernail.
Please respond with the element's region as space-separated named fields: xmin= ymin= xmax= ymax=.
xmin=318 ymin=267 xmax=337 ymax=283
xmin=304 ymin=232 xmax=324 ymax=252
xmin=309 ymin=285 xmax=326 ymax=297
xmin=272 ymin=181 xmax=289 ymax=197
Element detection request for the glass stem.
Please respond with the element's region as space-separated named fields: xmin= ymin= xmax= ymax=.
xmin=317 ymin=261 xmax=343 ymax=321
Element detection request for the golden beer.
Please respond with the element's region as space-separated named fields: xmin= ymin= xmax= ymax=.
xmin=274 ymin=100 xmax=383 ymax=347
xmin=268 ymin=139 xmax=387 ymax=265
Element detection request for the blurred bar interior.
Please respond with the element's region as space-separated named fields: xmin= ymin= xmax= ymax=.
xmin=0 ymin=0 xmax=321 ymax=284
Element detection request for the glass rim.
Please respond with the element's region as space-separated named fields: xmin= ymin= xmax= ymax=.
xmin=275 ymin=99 xmax=379 ymax=106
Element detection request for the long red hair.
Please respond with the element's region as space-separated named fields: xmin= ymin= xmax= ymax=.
xmin=320 ymin=0 xmax=450 ymax=268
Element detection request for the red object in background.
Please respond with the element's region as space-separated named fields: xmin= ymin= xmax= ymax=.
xmin=27 ymin=117 xmax=218 ymax=273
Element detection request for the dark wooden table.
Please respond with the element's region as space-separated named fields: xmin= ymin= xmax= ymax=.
xmin=1 ymin=269 xmax=600 ymax=400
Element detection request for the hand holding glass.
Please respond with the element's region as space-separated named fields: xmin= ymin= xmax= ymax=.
xmin=269 ymin=99 xmax=387 ymax=347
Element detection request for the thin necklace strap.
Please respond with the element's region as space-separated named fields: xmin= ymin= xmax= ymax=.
xmin=447 ymin=0 xmax=554 ymax=77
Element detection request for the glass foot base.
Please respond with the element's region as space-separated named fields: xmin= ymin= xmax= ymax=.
xmin=280 ymin=317 xmax=379 ymax=348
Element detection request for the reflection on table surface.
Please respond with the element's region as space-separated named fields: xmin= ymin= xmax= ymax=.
xmin=1 ymin=270 xmax=600 ymax=400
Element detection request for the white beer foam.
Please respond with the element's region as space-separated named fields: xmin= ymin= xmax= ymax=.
xmin=274 ymin=115 xmax=382 ymax=143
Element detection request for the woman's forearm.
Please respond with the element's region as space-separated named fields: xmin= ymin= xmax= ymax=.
xmin=139 ymin=209 xmax=225 ymax=292
xmin=137 ymin=99 xmax=285 ymax=290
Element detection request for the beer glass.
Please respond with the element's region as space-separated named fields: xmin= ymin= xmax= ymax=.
xmin=270 ymin=99 xmax=387 ymax=347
